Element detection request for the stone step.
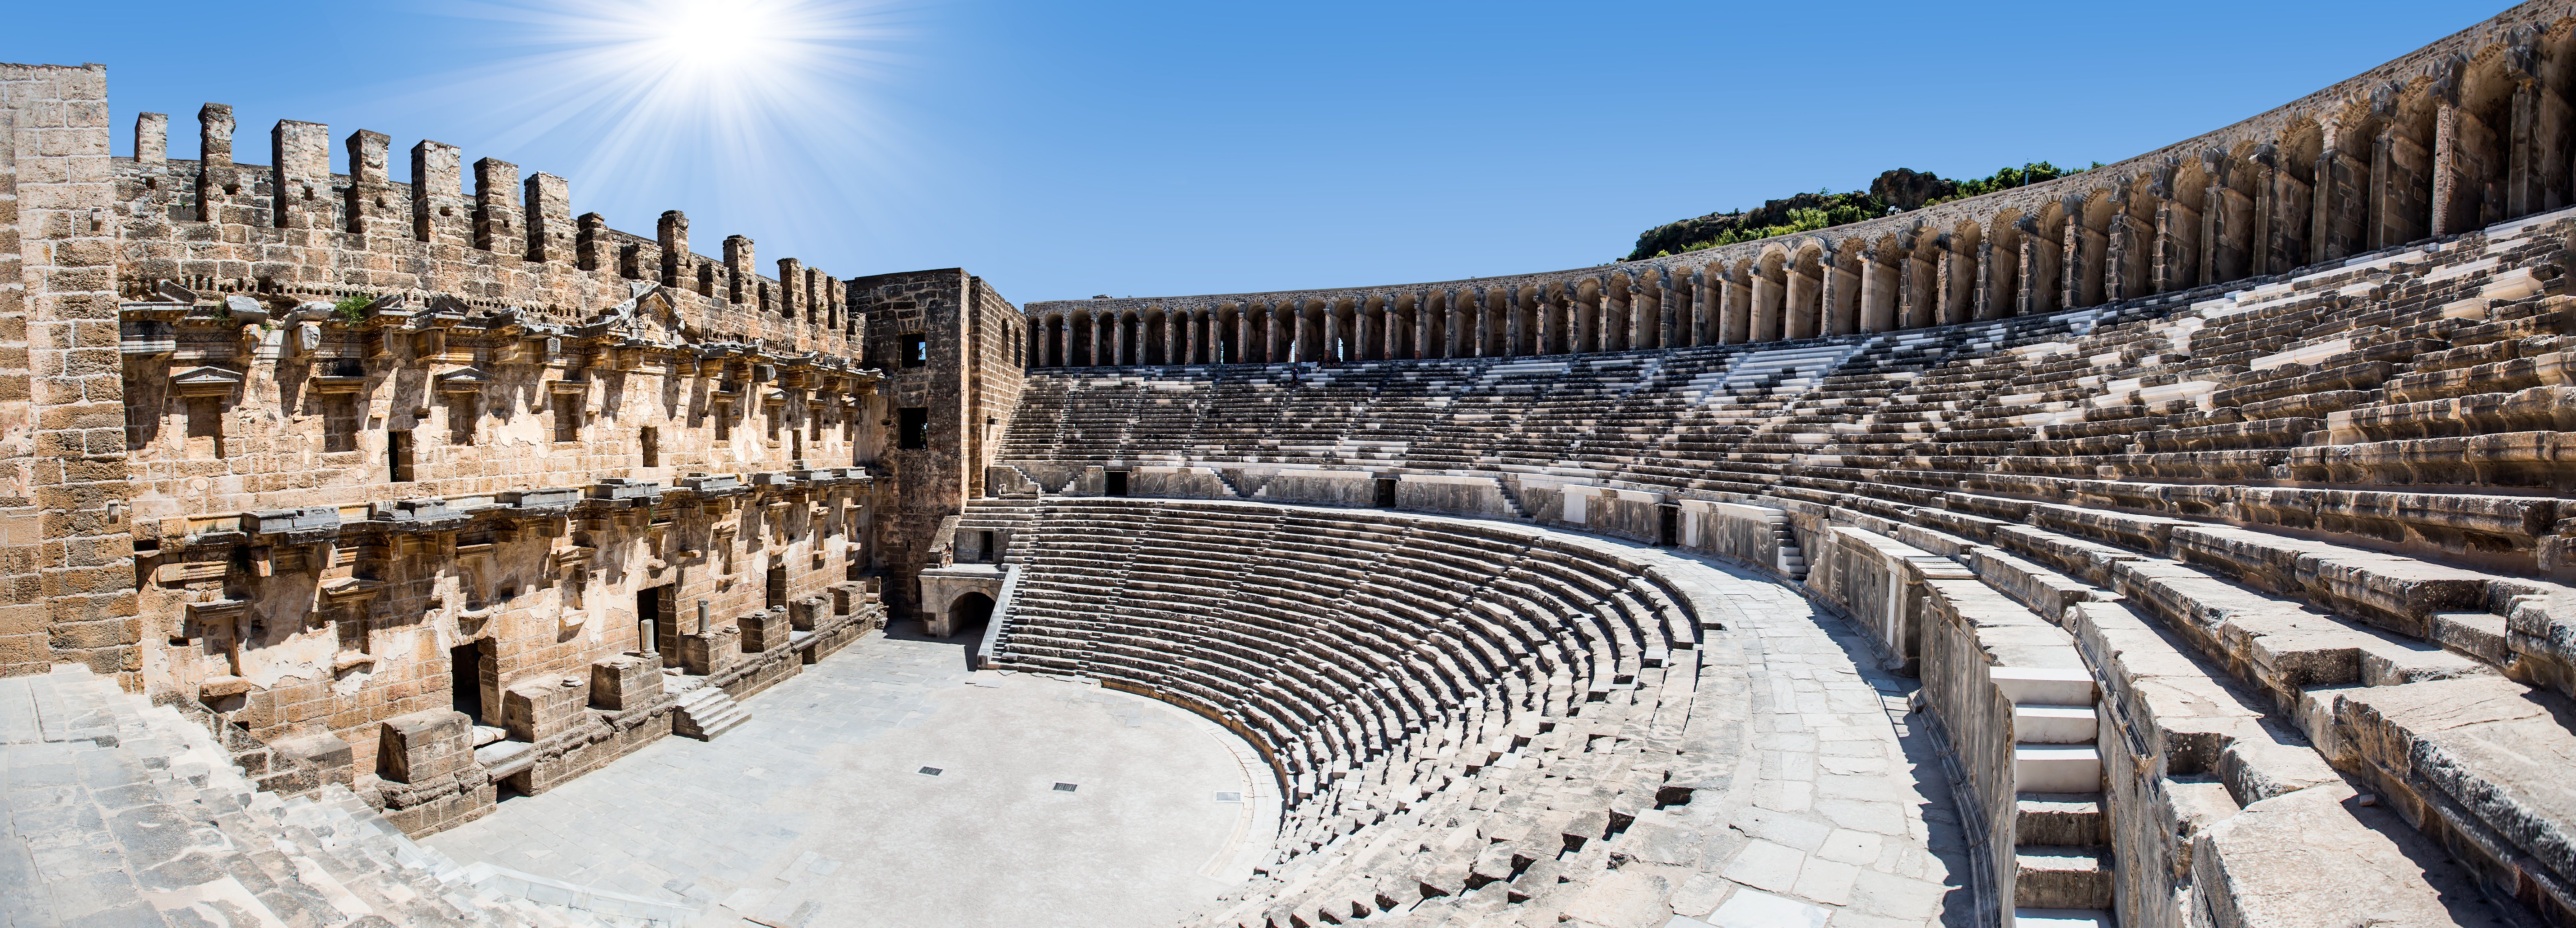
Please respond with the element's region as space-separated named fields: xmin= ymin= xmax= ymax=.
xmin=2011 ymin=704 xmax=2097 ymax=744
xmin=673 ymin=686 xmax=751 ymax=740
xmin=2014 ymin=793 xmax=2108 ymax=847
xmin=2013 ymin=744 xmax=2103 ymax=793
xmin=2014 ymin=847 xmax=2114 ymax=910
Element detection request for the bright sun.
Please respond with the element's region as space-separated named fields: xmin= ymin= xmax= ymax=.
xmin=648 ymin=0 xmax=792 ymax=76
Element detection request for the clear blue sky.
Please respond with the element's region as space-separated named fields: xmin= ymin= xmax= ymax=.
xmin=2 ymin=0 xmax=2500 ymax=304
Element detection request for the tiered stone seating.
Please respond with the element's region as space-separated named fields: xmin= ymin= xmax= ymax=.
xmin=1001 ymin=206 xmax=2576 ymax=925
xmin=984 ymin=498 xmax=1714 ymax=926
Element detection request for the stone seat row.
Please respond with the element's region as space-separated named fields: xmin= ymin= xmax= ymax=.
xmin=996 ymin=502 xmax=1688 ymax=782
xmin=1752 ymin=475 xmax=2576 ymax=924
xmin=981 ymin=498 xmax=1723 ymax=924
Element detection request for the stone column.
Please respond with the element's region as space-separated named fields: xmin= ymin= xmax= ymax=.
xmin=2432 ymin=97 xmax=2460 ymax=237
xmin=1720 ymin=271 xmax=1751 ymax=344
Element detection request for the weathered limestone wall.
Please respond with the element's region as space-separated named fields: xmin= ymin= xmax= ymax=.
xmin=0 ymin=68 xmax=1010 ymax=834
xmin=1022 ymin=1 xmax=2576 ymax=371
xmin=0 ymin=65 xmax=136 ymax=684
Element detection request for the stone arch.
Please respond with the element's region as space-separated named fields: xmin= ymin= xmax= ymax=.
xmin=1752 ymin=246 xmax=1790 ymax=342
xmin=1786 ymin=241 xmax=1827 ymax=339
xmin=1858 ymin=236 xmax=1900 ymax=334
xmin=1942 ymin=220 xmax=1981 ymax=325
xmin=1723 ymin=258 xmax=1756 ymax=343
xmin=2275 ymin=119 xmax=2326 ymax=271
xmin=2458 ymin=48 xmax=2520 ymax=231
xmin=2380 ymin=76 xmax=2443 ymax=247
xmin=2022 ymin=201 xmax=2067 ymax=316
xmin=1982 ymin=211 xmax=2025 ymax=321
xmin=1820 ymin=241 xmax=1862 ymax=336
xmin=2071 ymin=189 xmax=2116 ymax=308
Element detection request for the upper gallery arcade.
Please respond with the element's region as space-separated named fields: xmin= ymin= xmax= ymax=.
xmin=1024 ymin=1 xmax=2576 ymax=368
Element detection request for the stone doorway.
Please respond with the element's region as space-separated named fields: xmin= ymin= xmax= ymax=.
xmin=947 ymin=592 xmax=994 ymax=638
xmin=450 ymin=640 xmax=495 ymax=725
xmin=638 ymin=585 xmax=675 ymax=660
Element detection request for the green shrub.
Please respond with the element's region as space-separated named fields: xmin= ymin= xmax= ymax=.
xmin=1624 ymin=162 xmax=2093 ymax=261
xmin=333 ymin=292 xmax=375 ymax=324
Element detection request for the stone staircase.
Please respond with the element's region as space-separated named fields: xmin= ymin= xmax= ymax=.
xmin=2 ymin=664 xmax=690 ymax=927
xmin=1994 ymin=667 xmax=2113 ymax=926
xmin=669 ymin=681 xmax=749 ymax=740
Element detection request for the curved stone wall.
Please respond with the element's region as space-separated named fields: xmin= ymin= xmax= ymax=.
xmin=1023 ymin=1 xmax=2576 ymax=371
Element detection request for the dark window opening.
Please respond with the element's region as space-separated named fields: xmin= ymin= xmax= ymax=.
xmin=897 ymin=408 xmax=930 ymax=449
xmin=1105 ymin=470 xmax=1128 ymax=497
xmin=1374 ymin=477 xmax=1397 ymax=509
xmin=979 ymin=529 xmax=997 ymax=563
xmin=640 ymin=427 xmax=659 ymax=467
xmin=1658 ymin=506 xmax=1679 ymax=547
xmin=388 ymin=430 xmax=415 ymax=482
xmin=899 ymin=334 xmax=927 ymax=367
xmin=715 ymin=409 xmax=731 ymax=443
xmin=766 ymin=563 xmax=788 ymax=610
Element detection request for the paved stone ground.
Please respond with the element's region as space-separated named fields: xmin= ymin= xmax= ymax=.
xmin=423 ymin=627 xmax=1264 ymax=928
xmin=425 ymin=552 xmax=1968 ymax=928
xmin=1668 ymin=554 xmax=1971 ymax=928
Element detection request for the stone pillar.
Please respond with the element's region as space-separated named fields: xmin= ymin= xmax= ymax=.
xmin=377 ymin=710 xmax=472 ymax=785
xmin=345 ymin=131 xmax=399 ymax=240
xmin=725 ymin=235 xmax=754 ymax=305
xmin=659 ymin=210 xmax=693 ymax=290
xmin=411 ymin=140 xmax=466 ymax=247
xmin=503 ymin=675 xmax=589 ymax=744
xmin=196 ymin=103 xmax=239 ymax=223
xmin=2432 ymin=98 xmax=2460 ymax=237
xmin=471 ymin=158 xmax=522 ymax=255
xmin=590 ymin=652 xmax=664 ymax=710
xmin=2511 ymin=75 xmax=2541 ymax=218
xmin=1858 ymin=254 xmax=1890 ymax=334
xmin=778 ymin=258 xmax=805 ymax=320
xmin=525 ymin=173 xmax=572 ymax=264
xmin=577 ymin=212 xmax=608 ymax=271
xmin=135 ymin=112 xmax=166 ymax=164
xmin=270 ymin=120 xmax=330 ymax=230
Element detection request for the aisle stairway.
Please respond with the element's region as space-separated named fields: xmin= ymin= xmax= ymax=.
xmin=2 ymin=666 xmax=688 ymax=927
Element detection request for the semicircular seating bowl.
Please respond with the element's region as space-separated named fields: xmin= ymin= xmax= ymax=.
xmin=995 ymin=209 xmax=2576 ymax=926
xmin=983 ymin=497 xmax=1723 ymax=926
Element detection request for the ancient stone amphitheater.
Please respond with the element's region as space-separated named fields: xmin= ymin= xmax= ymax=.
xmin=10 ymin=2 xmax=2576 ymax=928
